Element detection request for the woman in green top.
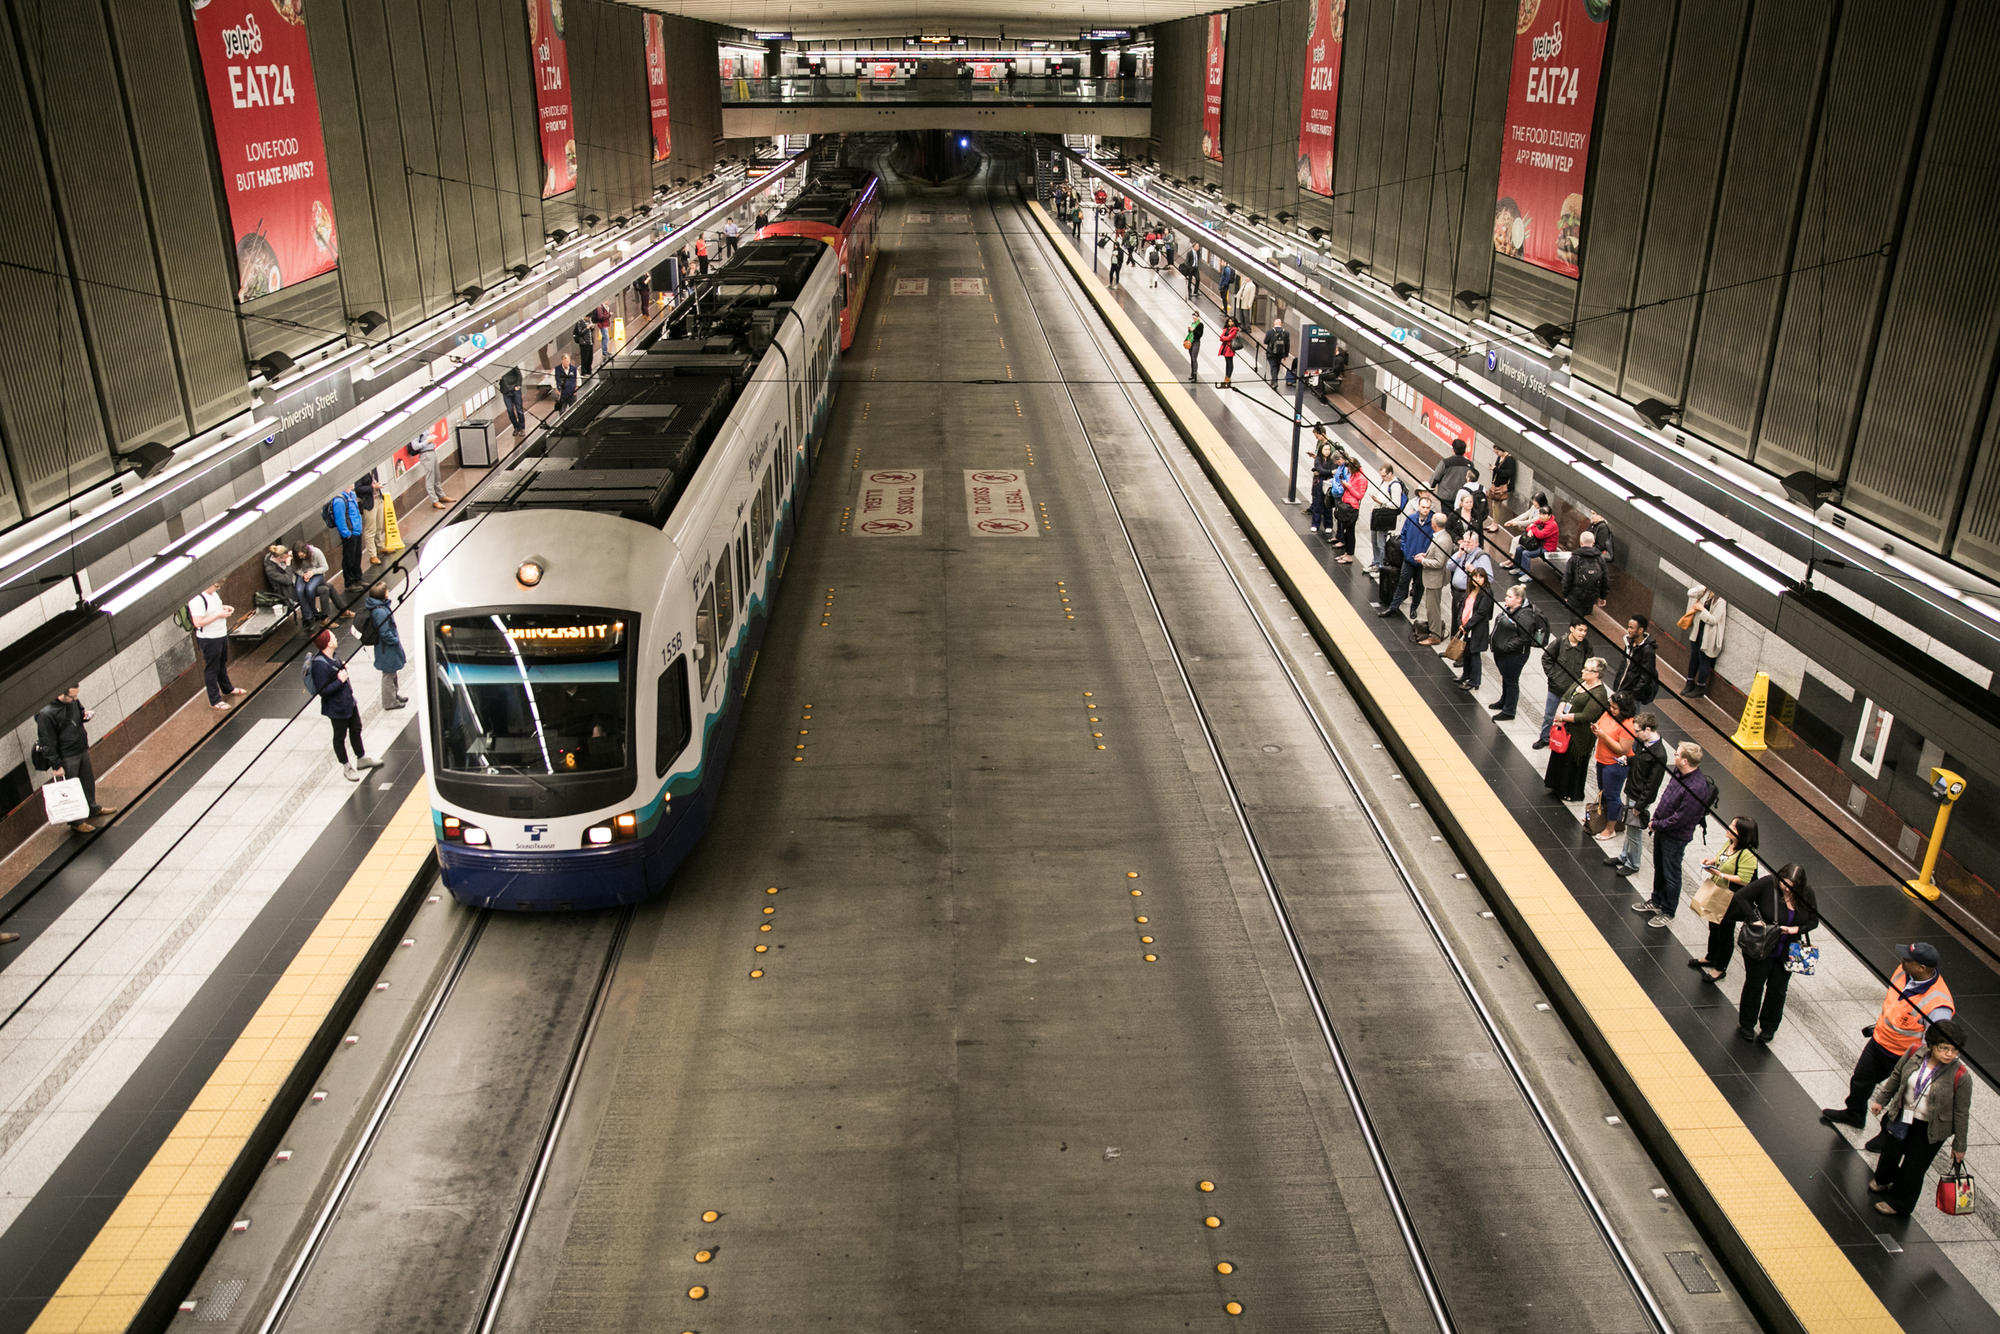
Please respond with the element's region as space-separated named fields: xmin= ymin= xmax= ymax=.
xmin=1692 ymin=816 xmax=1761 ymax=981
xmin=1543 ymin=657 xmax=1610 ymax=802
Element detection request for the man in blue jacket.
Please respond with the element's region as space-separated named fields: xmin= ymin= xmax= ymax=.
xmin=325 ymin=488 xmax=364 ymax=590
xmin=1378 ymin=496 xmax=1435 ymax=626
xmin=1632 ymin=743 xmax=1717 ymax=927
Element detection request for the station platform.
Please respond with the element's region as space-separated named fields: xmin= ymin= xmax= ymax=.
xmin=2 ymin=151 xmax=1996 ymax=1334
xmin=1040 ymin=206 xmax=2000 ymax=1328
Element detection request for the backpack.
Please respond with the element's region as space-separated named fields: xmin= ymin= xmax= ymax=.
xmin=358 ymin=609 xmax=381 ymax=648
xmin=302 ymin=656 xmax=318 ymax=695
xmin=321 ymin=499 xmax=339 ymax=530
xmin=1522 ymin=605 xmax=1550 ymax=649
xmin=173 ymin=600 xmax=196 ymax=633
xmin=1571 ymin=555 xmax=1606 ymax=606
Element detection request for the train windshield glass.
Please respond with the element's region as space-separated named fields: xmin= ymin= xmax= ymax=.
xmin=430 ymin=612 xmax=633 ymax=777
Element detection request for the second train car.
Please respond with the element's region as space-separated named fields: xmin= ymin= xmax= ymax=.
xmin=755 ymin=169 xmax=880 ymax=349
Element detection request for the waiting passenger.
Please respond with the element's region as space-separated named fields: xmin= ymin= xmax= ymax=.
xmin=1732 ymin=864 xmax=1817 ymax=1042
xmin=1367 ymin=463 xmax=1407 ymax=572
xmin=1505 ymin=496 xmax=1558 ymax=578
xmin=1107 ymin=242 xmax=1124 ymax=290
xmin=1333 ymin=462 xmax=1368 ymax=565
xmin=1486 ymin=583 xmax=1545 ymax=721
xmin=1535 ymin=620 xmax=1590 ymax=749
xmin=1412 ymin=513 xmax=1453 ymax=646
xmin=293 ymin=543 xmax=338 ymax=624
xmin=35 ymin=684 xmax=115 ymax=834
xmin=360 ymin=588 xmax=408 ymax=710
xmin=1866 ymin=1018 xmax=1969 ymax=1218
xmin=1562 ymin=530 xmax=1610 ymax=617
xmin=1452 ymin=568 xmax=1494 ymax=692
xmin=1428 ymin=438 xmax=1472 ymax=502
xmin=306 ymin=629 xmax=382 ymax=782
xmin=1590 ymin=692 xmax=1637 ymax=837
xmin=1682 ymin=586 xmax=1726 ymax=697
xmin=1824 ymin=942 xmax=1955 ymax=1130
xmin=1543 ymin=656 xmax=1609 ymax=804
xmin=1634 ymin=743 xmax=1717 ymax=928
xmin=1378 ymin=497 xmax=1435 ymax=628
xmin=555 ymin=353 xmax=578 ymax=409
xmin=1217 ymin=318 xmax=1240 ymax=387
xmin=1264 ymin=320 xmax=1289 ymax=388
xmin=1617 ymin=616 xmax=1659 ymax=704
xmin=1307 ymin=439 xmax=1337 ymax=535
xmin=264 ymin=543 xmax=296 ymax=612
xmin=1606 ymin=712 xmax=1668 ymax=876
xmin=1490 ymin=447 xmax=1517 ymax=507
xmin=1183 ymin=314 xmax=1203 ymax=382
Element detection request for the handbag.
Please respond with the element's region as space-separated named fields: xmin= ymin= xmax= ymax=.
xmin=1441 ymin=635 xmax=1466 ymax=663
xmin=1548 ymin=721 xmax=1571 ymax=754
xmin=1676 ymin=607 xmax=1697 ymax=632
xmin=1584 ymin=796 xmax=1611 ymax=836
xmin=1370 ymin=506 xmax=1397 ymax=532
xmin=1736 ymin=898 xmax=1785 ymax=958
xmin=1784 ymin=937 xmax=1819 ymax=976
xmin=41 ymin=777 xmax=88 ymax=825
xmin=1690 ymin=876 xmax=1736 ymax=925
xmin=1938 ymin=1166 xmax=1976 ymax=1216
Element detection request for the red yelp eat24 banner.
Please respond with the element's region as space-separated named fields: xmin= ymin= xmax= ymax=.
xmin=644 ymin=14 xmax=671 ymax=164
xmin=527 ymin=0 xmax=575 ymax=197
xmin=1493 ymin=0 xmax=1613 ymax=279
xmin=1201 ymin=14 xmax=1227 ymax=163
xmin=189 ymin=0 xmax=338 ymax=301
xmin=1296 ymin=0 xmax=1345 ymax=197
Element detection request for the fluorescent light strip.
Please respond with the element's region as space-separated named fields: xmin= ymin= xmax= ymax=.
xmin=1709 ymin=548 xmax=1792 ymax=599
xmin=99 ymin=556 xmax=194 ymax=615
xmin=1569 ymin=458 xmax=1633 ymax=501
xmin=257 ymin=470 xmax=324 ymax=514
xmin=187 ymin=510 xmax=264 ymax=558
xmin=1631 ymin=498 xmax=1705 ymax=546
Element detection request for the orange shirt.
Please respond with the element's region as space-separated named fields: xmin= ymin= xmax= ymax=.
xmin=1592 ymin=713 xmax=1635 ymax=767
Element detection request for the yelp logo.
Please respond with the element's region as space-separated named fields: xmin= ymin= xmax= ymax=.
xmin=221 ymin=14 xmax=263 ymax=59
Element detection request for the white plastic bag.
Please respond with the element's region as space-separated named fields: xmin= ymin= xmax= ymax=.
xmin=42 ymin=777 xmax=87 ymax=825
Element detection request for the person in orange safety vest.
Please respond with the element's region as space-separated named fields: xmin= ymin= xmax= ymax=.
xmin=1822 ymin=942 xmax=1955 ymax=1128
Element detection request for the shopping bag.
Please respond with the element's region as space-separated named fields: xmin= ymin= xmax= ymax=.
xmin=1937 ymin=1167 xmax=1976 ymax=1216
xmin=1784 ymin=939 xmax=1819 ymax=976
xmin=1690 ymin=876 xmax=1736 ymax=924
xmin=1440 ymin=635 xmax=1466 ymax=663
xmin=1548 ymin=721 xmax=1571 ymax=754
xmin=41 ymin=777 xmax=87 ymax=825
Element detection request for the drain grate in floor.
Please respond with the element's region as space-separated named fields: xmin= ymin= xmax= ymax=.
xmin=1665 ymin=1250 xmax=1722 ymax=1294
xmin=196 ymin=1278 xmax=245 ymax=1322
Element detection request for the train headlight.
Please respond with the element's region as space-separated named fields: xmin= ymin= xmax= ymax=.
xmin=443 ymin=816 xmax=489 ymax=846
xmin=583 ymin=812 xmax=640 ymax=847
xmin=517 ymin=556 xmax=548 ymax=588
xmin=462 ymin=827 xmax=490 ymax=846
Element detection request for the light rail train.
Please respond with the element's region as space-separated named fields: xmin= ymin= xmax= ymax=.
xmin=412 ymin=175 xmax=874 ymax=909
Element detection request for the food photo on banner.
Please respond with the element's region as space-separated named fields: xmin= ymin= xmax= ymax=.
xmin=1296 ymin=0 xmax=1346 ymax=196
xmin=527 ymin=0 xmax=575 ymax=197
xmin=1493 ymin=0 xmax=1612 ymax=278
xmin=1202 ymin=13 xmax=1227 ymax=164
xmin=644 ymin=13 xmax=671 ymax=163
xmin=189 ymin=0 xmax=339 ymax=301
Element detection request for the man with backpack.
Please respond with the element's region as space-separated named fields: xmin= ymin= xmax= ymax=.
xmin=1217 ymin=261 xmax=1237 ymax=315
xmin=572 ymin=315 xmax=596 ymax=376
xmin=1264 ymin=320 xmax=1290 ymax=387
xmin=359 ymin=588 xmax=408 ymax=709
xmin=1486 ymin=583 xmax=1545 ymax=721
xmin=36 ymin=685 xmax=115 ymax=834
xmin=1563 ymin=530 xmax=1610 ymax=617
xmin=1608 ymin=713 xmax=1669 ymax=876
xmin=1181 ymin=246 xmax=1200 ymax=300
xmin=184 ymin=581 xmax=242 ymax=710
xmin=1634 ymin=743 xmax=1717 ymax=927
xmin=325 ymin=487 xmax=364 ymax=589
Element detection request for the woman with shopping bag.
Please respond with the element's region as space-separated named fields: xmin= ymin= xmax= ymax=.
xmin=1691 ymin=817 xmax=1761 ymax=981
xmin=1868 ymin=1019 xmax=1972 ymax=1217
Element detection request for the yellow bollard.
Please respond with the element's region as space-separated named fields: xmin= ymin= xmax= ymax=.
xmin=1730 ymin=671 xmax=1770 ymax=752
xmin=1905 ymin=768 xmax=1967 ymax=903
xmin=380 ymin=492 xmax=405 ymax=552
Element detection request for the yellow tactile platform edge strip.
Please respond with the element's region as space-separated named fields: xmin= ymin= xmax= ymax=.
xmin=1026 ymin=201 xmax=1899 ymax=1334
xmin=28 ymin=786 xmax=435 ymax=1334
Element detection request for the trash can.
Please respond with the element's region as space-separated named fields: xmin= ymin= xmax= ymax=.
xmin=456 ymin=418 xmax=496 ymax=468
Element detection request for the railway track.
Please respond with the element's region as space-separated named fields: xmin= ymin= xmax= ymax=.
xmin=979 ymin=168 xmax=1672 ymax=1333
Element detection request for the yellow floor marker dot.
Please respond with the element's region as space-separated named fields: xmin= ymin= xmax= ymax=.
xmin=1093 ymin=733 xmax=1102 ymax=738
xmin=1130 ymin=888 xmax=1142 ymax=897
xmin=1083 ymin=691 xmax=1093 ymax=698
xmin=1127 ymin=871 xmax=1139 ymax=879
xmin=767 ymin=887 xmax=779 ymax=894
xmin=800 ymin=729 xmax=809 ymax=735
xmin=749 ymin=968 xmax=765 ymax=977
xmin=1204 ymin=1215 xmax=1221 ymax=1228
xmin=689 ymin=1285 xmax=707 ymax=1300
xmin=1141 ymin=936 xmax=1153 ymax=944
xmin=1144 ymin=953 xmax=1158 ymax=962
xmin=1135 ymin=915 xmax=1148 ymax=923
xmin=755 ymin=944 xmax=768 ymax=953
xmin=1095 ymin=743 xmax=1105 ymax=749
xmin=1198 ymin=1180 xmax=1215 ymax=1192
xmin=1216 ymin=1261 xmax=1234 ymax=1275
xmin=1225 ymin=1301 xmax=1243 ymax=1316
xmin=695 ymin=1249 xmax=713 ymax=1263
xmin=793 ymin=756 xmax=803 ymax=762
xmin=702 ymin=1210 xmax=720 ymax=1222
xmin=763 ymin=905 xmax=775 ymax=914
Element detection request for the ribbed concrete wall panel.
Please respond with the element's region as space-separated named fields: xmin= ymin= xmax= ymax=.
xmin=1348 ymin=0 xmax=1393 ymax=267
xmin=345 ymin=0 xmax=424 ymax=326
xmin=473 ymin=0 xmax=527 ymax=270
xmin=1753 ymin=0 xmax=1943 ymax=480
xmin=1620 ymin=0 xmax=1750 ymax=408
xmin=105 ymin=0 xmax=249 ymax=436
xmin=20 ymin=0 xmax=185 ymax=453
xmin=447 ymin=0 xmax=505 ymax=287
xmin=304 ymin=0 xmax=386 ymax=335
xmin=1680 ymin=0 xmax=1833 ymax=455
xmin=1844 ymin=4 xmax=2000 ymax=548
xmin=1569 ymin=0 xmax=1675 ymax=388
xmin=1957 ymin=405 xmax=2000 ymax=581
xmin=1449 ymin=0 xmax=1515 ymax=317
xmin=418 ymin=0 xmax=478 ymax=297
xmin=390 ymin=1 xmax=450 ymax=316
xmin=500 ymin=0 xmax=546 ymax=248
xmin=0 ymin=10 xmax=105 ymax=517
xmin=1376 ymin=0 xmax=1421 ymax=286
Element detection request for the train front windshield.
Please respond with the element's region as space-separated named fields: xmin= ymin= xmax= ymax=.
xmin=430 ymin=612 xmax=633 ymax=776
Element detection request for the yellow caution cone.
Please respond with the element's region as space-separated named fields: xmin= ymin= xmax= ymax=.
xmin=381 ymin=492 xmax=405 ymax=553
xmin=1730 ymin=671 xmax=1770 ymax=752
xmin=613 ymin=315 xmax=626 ymax=348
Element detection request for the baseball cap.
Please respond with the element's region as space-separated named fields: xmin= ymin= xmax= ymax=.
xmin=1899 ymin=942 xmax=1942 ymax=968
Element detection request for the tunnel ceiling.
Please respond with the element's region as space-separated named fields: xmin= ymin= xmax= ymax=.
xmin=628 ymin=0 xmax=1246 ymax=36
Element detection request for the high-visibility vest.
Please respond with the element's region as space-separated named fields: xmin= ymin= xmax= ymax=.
xmin=1872 ymin=966 xmax=1955 ymax=1055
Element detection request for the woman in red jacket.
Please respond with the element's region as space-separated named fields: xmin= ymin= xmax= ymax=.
xmin=1334 ymin=464 xmax=1370 ymax=564
xmin=1217 ymin=319 xmax=1240 ymax=386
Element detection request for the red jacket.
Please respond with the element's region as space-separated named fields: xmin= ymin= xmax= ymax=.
xmin=1218 ymin=327 xmax=1240 ymax=357
xmin=1340 ymin=473 xmax=1369 ymax=510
